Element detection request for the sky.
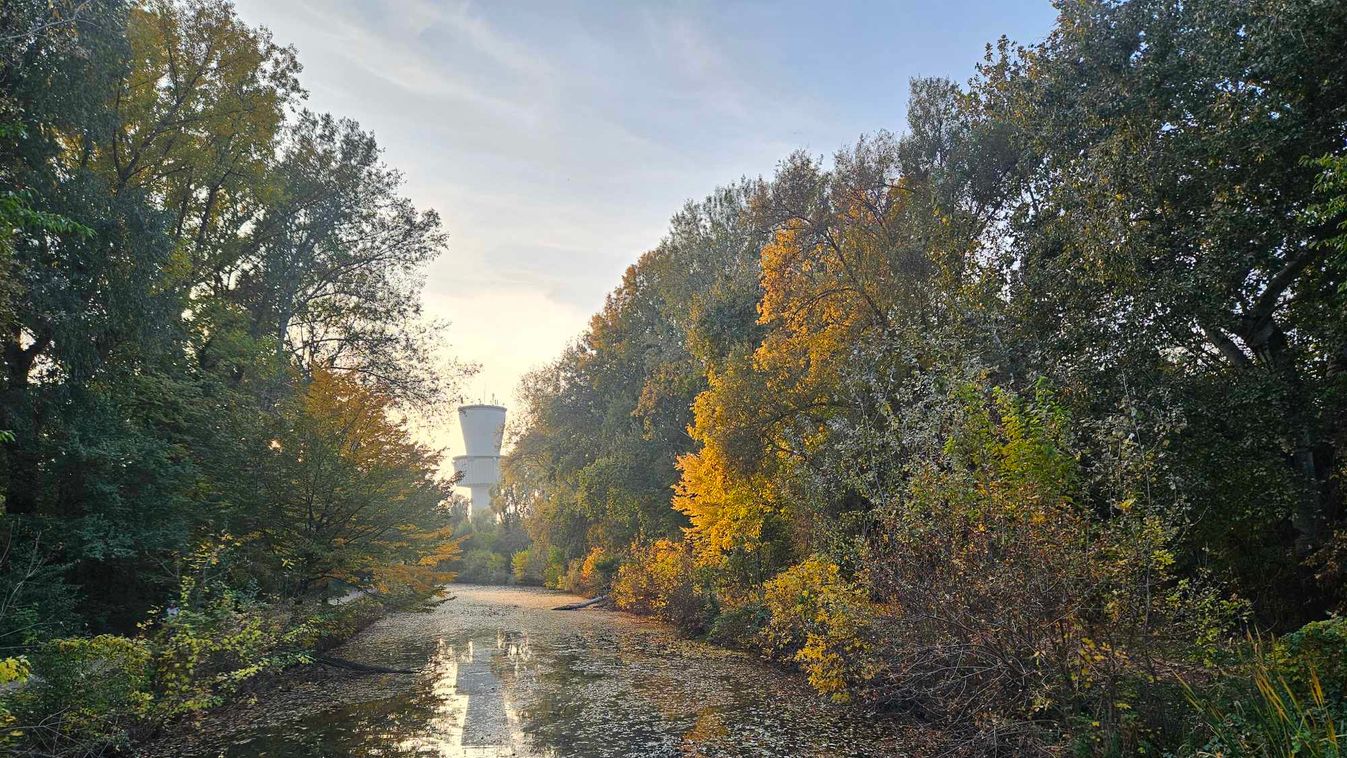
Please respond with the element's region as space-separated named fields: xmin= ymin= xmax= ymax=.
xmin=230 ymin=0 xmax=1060 ymax=466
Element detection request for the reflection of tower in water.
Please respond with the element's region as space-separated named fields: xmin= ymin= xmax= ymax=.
xmin=400 ymin=631 xmax=536 ymax=755
xmin=497 ymin=629 xmax=532 ymax=672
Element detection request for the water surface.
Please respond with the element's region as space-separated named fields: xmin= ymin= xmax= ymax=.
xmin=150 ymin=585 xmax=915 ymax=757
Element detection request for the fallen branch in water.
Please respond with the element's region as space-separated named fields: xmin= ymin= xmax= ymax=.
xmin=552 ymin=595 xmax=609 ymax=611
xmin=314 ymin=654 xmax=414 ymax=675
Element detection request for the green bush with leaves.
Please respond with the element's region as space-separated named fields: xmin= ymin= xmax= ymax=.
xmin=1 ymin=572 xmax=386 ymax=755
xmin=510 ymin=548 xmax=545 ymax=585
xmin=7 ymin=635 xmax=152 ymax=755
xmin=1185 ymin=636 xmax=1345 ymax=758
xmin=146 ymin=591 xmax=292 ymax=716
xmin=1277 ymin=617 xmax=1347 ymax=700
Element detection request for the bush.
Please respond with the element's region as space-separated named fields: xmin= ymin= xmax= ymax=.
xmin=554 ymin=547 xmax=619 ymax=596
xmin=557 ymin=558 xmax=585 ymax=594
xmin=580 ymin=547 xmax=619 ymax=594
xmin=541 ymin=547 xmax=566 ymax=589
xmin=1 ymin=584 xmax=387 ymax=756
xmin=1185 ymin=638 xmax=1346 ymax=758
xmin=706 ymin=602 xmax=767 ymax=648
xmin=7 ymin=635 xmax=153 ymax=754
xmin=456 ymin=548 xmax=510 ymax=584
xmin=862 ymin=384 xmax=1238 ymax=751
xmin=760 ymin=556 xmax=882 ymax=702
xmin=1277 ymin=616 xmax=1347 ymax=699
xmin=511 ymin=548 xmax=545 ymax=585
xmin=147 ymin=589 xmax=297 ymax=716
xmin=612 ymin=539 xmax=714 ymax=634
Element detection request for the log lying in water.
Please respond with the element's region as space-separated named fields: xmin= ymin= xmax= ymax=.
xmin=315 ymin=654 xmax=414 ymax=675
xmin=552 ymin=594 xmax=609 ymax=611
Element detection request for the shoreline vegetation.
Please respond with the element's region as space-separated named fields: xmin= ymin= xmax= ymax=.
xmin=1 ymin=0 xmax=465 ymax=754
xmin=0 ymin=0 xmax=1345 ymax=756
xmin=489 ymin=1 xmax=1347 ymax=755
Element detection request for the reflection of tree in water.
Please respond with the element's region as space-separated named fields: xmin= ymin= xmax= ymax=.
xmin=679 ymin=709 xmax=729 ymax=755
xmin=219 ymin=672 xmax=446 ymax=757
xmin=507 ymin=627 xmax=682 ymax=756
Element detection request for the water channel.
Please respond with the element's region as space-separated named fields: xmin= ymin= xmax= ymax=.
xmin=146 ymin=585 xmax=917 ymax=757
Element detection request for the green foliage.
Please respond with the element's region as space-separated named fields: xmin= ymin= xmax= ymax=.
xmin=457 ymin=548 xmax=510 ymax=585
xmin=450 ymin=513 xmax=530 ymax=586
xmin=145 ymin=586 xmax=292 ymax=716
xmin=0 ymin=2 xmax=459 ymax=753
xmin=8 ymin=635 xmax=152 ymax=754
xmin=2 ymin=574 xmax=384 ymax=755
xmin=1278 ymin=617 xmax=1347 ymax=700
xmin=704 ymin=602 xmax=767 ymax=648
xmin=1185 ymin=637 xmax=1345 ymax=758
xmin=511 ymin=548 xmax=544 ymax=585
xmin=541 ymin=546 xmax=567 ymax=590
xmin=2 ymin=0 xmax=1345 ymax=755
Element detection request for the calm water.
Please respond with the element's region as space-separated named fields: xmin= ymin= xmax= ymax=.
xmin=148 ymin=585 xmax=914 ymax=757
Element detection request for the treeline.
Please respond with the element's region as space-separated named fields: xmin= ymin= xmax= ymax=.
xmin=506 ymin=0 xmax=1347 ymax=753
xmin=1 ymin=1 xmax=460 ymax=751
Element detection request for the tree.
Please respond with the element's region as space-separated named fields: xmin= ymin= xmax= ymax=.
xmin=974 ymin=0 xmax=1347 ymax=618
xmin=257 ymin=369 xmax=458 ymax=598
xmin=231 ymin=111 xmax=450 ymax=406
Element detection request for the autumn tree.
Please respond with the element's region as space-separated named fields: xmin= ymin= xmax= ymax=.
xmin=0 ymin=0 xmax=457 ymax=634
xmin=255 ymin=369 xmax=458 ymax=599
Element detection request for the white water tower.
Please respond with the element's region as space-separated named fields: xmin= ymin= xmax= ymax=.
xmin=452 ymin=403 xmax=506 ymax=519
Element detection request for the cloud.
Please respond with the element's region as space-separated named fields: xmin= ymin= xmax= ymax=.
xmin=230 ymin=0 xmax=1061 ymax=474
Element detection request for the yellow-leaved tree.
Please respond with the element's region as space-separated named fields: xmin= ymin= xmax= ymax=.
xmin=675 ymin=141 xmax=920 ymax=593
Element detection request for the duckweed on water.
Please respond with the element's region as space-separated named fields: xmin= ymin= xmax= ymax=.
xmin=141 ymin=585 xmax=921 ymax=757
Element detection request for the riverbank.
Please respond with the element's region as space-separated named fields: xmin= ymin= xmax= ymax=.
xmin=138 ymin=584 xmax=938 ymax=757
xmin=2 ymin=593 xmax=392 ymax=757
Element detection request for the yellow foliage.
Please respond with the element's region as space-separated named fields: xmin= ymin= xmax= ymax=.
xmin=578 ymin=546 xmax=616 ymax=594
xmin=761 ymin=557 xmax=883 ymax=701
xmin=674 ymin=166 xmax=913 ymax=584
xmin=268 ymin=368 xmax=456 ymax=600
xmin=611 ymin=539 xmax=711 ymax=632
xmin=673 ymin=438 xmax=771 ymax=568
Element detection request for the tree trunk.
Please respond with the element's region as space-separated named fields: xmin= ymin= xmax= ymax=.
xmin=1240 ymin=315 xmax=1325 ymax=554
xmin=552 ymin=595 xmax=609 ymax=611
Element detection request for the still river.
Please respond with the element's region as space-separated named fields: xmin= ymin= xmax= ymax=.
xmin=144 ymin=585 xmax=919 ymax=757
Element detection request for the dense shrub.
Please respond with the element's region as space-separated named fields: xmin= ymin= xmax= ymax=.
xmin=580 ymin=547 xmax=619 ymax=594
xmin=611 ymin=539 xmax=714 ymax=634
xmin=7 ymin=635 xmax=153 ymax=754
xmin=456 ymin=548 xmax=510 ymax=585
xmin=1276 ymin=616 xmax=1347 ymax=699
xmin=760 ymin=556 xmax=882 ymax=702
xmin=548 ymin=546 xmax=620 ymax=596
xmin=705 ymin=602 xmax=768 ymax=648
xmin=862 ymin=385 xmax=1239 ymax=750
xmin=510 ymin=548 xmax=546 ymax=585
xmin=541 ymin=547 xmax=567 ymax=589
xmin=1186 ymin=637 xmax=1346 ymax=758
xmin=555 ymin=558 xmax=584 ymax=594
xmin=1 ymin=588 xmax=386 ymax=756
xmin=148 ymin=589 xmax=294 ymax=716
